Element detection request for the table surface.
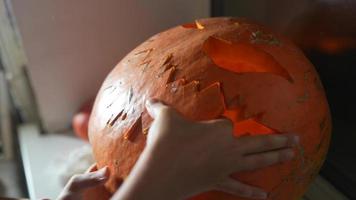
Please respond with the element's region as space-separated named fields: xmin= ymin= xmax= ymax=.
xmin=18 ymin=124 xmax=89 ymax=199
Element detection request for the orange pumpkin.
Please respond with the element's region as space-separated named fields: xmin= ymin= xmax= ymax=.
xmin=89 ymin=18 xmax=331 ymax=200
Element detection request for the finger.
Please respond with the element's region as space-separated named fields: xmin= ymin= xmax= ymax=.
xmin=200 ymin=118 xmax=234 ymax=134
xmin=146 ymin=99 xmax=182 ymax=123
xmin=238 ymin=148 xmax=295 ymax=171
xmin=216 ymin=178 xmax=267 ymax=199
xmin=67 ymin=166 xmax=109 ymax=192
xmin=237 ymin=134 xmax=299 ymax=155
xmin=145 ymin=99 xmax=167 ymax=119
xmin=85 ymin=163 xmax=98 ymax=173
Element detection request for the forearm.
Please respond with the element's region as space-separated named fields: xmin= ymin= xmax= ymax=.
xmin=110 ymin=146 xmax=185 ymax=200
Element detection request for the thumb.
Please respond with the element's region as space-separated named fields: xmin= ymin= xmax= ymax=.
xmin=145 ymin=99 xmax=167 ymax=119
xmin=67 ymin=166 xmax=109 ymax=192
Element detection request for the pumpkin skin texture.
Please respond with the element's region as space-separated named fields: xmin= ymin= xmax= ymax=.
xmin=89 ymin=18 xmax=331 ymax=200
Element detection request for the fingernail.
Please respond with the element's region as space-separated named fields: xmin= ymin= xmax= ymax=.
xmin=97 ymin=176 xmax=108 ymax=181
xmin=96 ymin=166 xmax=109 ymax=177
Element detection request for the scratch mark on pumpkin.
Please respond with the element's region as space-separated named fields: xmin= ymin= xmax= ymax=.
xmin=128 ymin=87 xmax=134 ymax=103
xmin=121 ymin=113 xmax=127 ymax=120
xmin=316 ymin=116 xmax=329 ymax=152
xmin=124 ymin=115 xmax=142 ymax=141
xmin=135 ymin=48 xmax=154 ymax=63
xmin=296 ymin=91 xmax=310 ymax=103
xmin=106 ymin=114 xmax=114 ymax=126
xmin=106 ymin=101 xmax=114 ymax=108
xmin=163 ymin=63 xmax=177 ymax=73
xmin=157 ymin=62 xmax=177 ymax=78
xmin=109 ymin=110 xmax=124 ymax=127
xmin=250 ymin=30 xmax=281 ymax=46
xmin=140 ymin=60 xmax=151 ymax=72
xmin=103 ymin=85 xmax=114 ymax=91
xmin=103 ymin=85 xmax=117 ymax=94
xmin=314 ymin=77 xmax=324 ymax=91
xmin=160 ymin=66 xmax=177 ymax=84
xmin=156 ymin=53 xmax=176 ymax=78
xmin=155 ymin=53 xmax=176 ymax=78
xmin=134 ymin=48 xmax=154 ymax=56
xmin=163 ymin=53 xmax=173 ymax=66
xmin=304 ymin=70 xmax=312 ymax=81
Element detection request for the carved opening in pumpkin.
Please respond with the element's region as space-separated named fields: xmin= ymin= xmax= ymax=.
xmin=203 ymin=36 xmax=293 ymax=82
xmin=223 ymin=102 xmax=277 ymax=136
xmin=233 ymin=118 xmax=278 ymax=136
xmin=182 ymin=20 xmax=205 ymax=29
xmin=164 ymin=77 xmax=278 ymax=137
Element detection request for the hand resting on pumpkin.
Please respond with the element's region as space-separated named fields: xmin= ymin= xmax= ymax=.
xmin=58 ymin=99 xmax=299 ymax=200
xmin=57 ymin=164 xmax=110 ymax=200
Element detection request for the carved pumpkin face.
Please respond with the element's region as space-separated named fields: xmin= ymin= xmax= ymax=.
xmin=89 ymin=18 xmax=331 ymax=200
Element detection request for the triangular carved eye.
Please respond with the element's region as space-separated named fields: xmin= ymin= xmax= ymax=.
xmin=203 ymin=36 xmax=293 ymax=83
xmin=230 ymin=116 xmax=278 ymax=136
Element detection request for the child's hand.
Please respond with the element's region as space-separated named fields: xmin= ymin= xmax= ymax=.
xmin=112 ymin=99 xmax=299 ymax=200
xmin=57 ymin=165 xmax=109 ymax=200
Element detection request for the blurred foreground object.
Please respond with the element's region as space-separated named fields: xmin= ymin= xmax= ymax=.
xmin=72 ymin=101 xmax=93 ymax=141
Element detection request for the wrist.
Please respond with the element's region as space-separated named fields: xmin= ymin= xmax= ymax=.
xmin=111 ymin=145 xmax=187 ymax=200
xmin=135 ymin=144 xmax=188 ymax=199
